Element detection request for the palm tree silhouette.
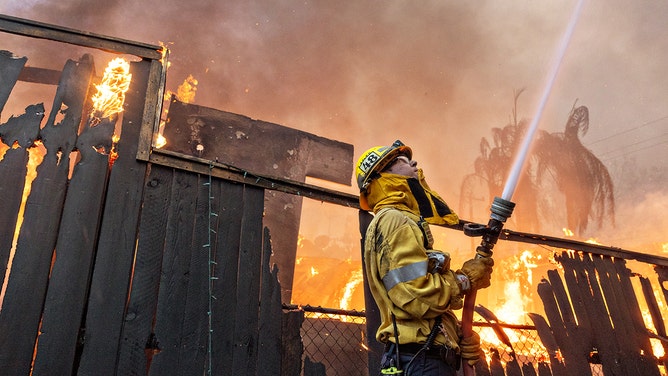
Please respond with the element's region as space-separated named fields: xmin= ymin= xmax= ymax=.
xmin=461 ymin=94 xmax=614 ymax=236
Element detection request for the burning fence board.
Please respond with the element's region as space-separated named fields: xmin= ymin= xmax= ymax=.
xmin=0 ymin=104 xmax=41 ymax=284
xmin=533 ymin=251 xmax=664 ymax=376
xmin=0 ymin=54 xmax=93 ymax=374
xmin=77 ymin=59 xmax=155 ymax=375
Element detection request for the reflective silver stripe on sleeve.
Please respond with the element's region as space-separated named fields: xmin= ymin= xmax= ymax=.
xmin=382 ymin=260 xmax=428 ymax=291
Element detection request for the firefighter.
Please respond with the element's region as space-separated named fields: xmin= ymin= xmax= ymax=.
xmin=357 ymin=140 xmax=493 ymax=375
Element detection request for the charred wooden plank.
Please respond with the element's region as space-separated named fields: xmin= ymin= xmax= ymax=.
xmin=281 ymin=309 xmax=305 ymax=376
xmin=162 ymin=98 xmax=353 ymax=185
xmin=655 ymin=266 xmax=668 ymax=305
xmin=231 ymin=185 xmax=265 ymax=374
xmin=527 ymin=313 xmax=567 ymax=376
xmin=114 ymin=165 xmax=175 ymax=374
xmin=613 ymin=258 xmax=662 ymax=375
xmin=521 ymin=362 xmax=537 ymax=376
xmin=210 ymin=180 xmax=245 ymax=372
xmin=0 ymin=55 xmax=91 ymax=374
xmin=537 ymin=362 xmax=553 ymax=376
xmin=0 ymin=50 xmax=27 ymax=113
xmin=135 ymin=59 xmax=166 ymax=162
xmin=148 ymin=149 xmax=359 ymax=207
xmin=0 ymin=104 xmax=42 ymax=287
xmin=174 ymin=172 xmax=212 ymax=372
xmin=257 ymin=227 xmax=284 ymax=375
xmin=17 ymin=66 xmax=61 ymax=85
xmin=0 ymin=14 xmax=163 ymax=60
xmin=549 ymin=255 xmax=594 ymax=373
xmin=132 ymin=168 xmax=198 ymax=375
xmin=577 ymin=253 xmax=627 ymax=375
xmin=591 ymin=256 xmax=637 ymax=363
xmin=77 ymin=59 xmax=152 ymax=375
xmin=505 ymin=357 xmax=522 ymax=376
xmin=501 ymin=229 xmax=668 ymax=267
xmin=640 ymin=276 xmax=668 ymax=370
xmin=488 ymin=348 xmax=505 ymax=376
xmin=32 ymin=117 xmax=115 ymax=375
xmin=473 ymin=350 xmax=492 ymax=376
xmin=594 ymin=255 xmax=660 ymax=375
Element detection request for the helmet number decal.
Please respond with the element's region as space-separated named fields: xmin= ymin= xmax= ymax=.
xmin=359 ymin=152 xmax=381 ymax=173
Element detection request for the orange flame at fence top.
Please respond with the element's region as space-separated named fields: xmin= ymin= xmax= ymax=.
xmin=91 ymin=58 xmax=132 ymax=120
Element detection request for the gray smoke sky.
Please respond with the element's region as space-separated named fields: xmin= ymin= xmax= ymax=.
xmin=1 ymin=0 xmax=667 ymax=249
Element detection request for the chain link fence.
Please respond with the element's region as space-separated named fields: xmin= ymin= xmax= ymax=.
xmin=287 ymin=305 xmax=609 ymax=376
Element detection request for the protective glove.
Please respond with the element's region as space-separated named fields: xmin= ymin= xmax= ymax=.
xmin=459 ymin=331 xmax=482 ymax=366
xmin=456 ymin=257 xmax=494 ymax=291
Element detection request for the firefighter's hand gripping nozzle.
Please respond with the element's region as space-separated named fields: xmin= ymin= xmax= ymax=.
xmin=463 ymin=197 xmax=515 ymax=259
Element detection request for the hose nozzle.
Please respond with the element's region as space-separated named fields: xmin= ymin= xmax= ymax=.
xmin=463 ymin=197 xmax=515 ymax=258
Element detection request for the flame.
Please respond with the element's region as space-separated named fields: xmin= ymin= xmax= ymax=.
xmin=0 ymin=142 xmax=45 ymax=305
xmin=339 ymin=269 xmax=363 ymax=311
xmin=154 ymin=133 xmax=167 ymax=149
xmin=663 ymin=243 xmax=668 ymax=254
xmin=477 ymin=249 xmax=548 ymax=365
xmin=310 ymin=266 xmax=319 ymax=277
xmin=156 ymin=74 xmax=198 ymax=149
xmin=562 ymin=228 xmax=574 ymax=237
xmin=176 ymin=74 xmax=198 ymax=103
xmin=90 ymin=58 xmax=132 ymax=120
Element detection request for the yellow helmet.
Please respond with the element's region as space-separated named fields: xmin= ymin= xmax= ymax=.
xmin=355 ymin=140 xmax=412 ymax=191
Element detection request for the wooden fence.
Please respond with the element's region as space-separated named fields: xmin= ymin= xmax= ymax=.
xmin=0 ymin=15 xmax=337 ymax=376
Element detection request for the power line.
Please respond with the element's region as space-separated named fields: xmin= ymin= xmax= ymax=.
xmin=600 ymin=138 xmax=668 ymax=162
xmin=587 ymin=114 xmax=668 ymax=146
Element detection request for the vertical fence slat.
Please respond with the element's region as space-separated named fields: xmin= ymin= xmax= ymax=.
xmin=32 ymin=117 xmax=115 ymax=375
xmin=115 ymin=165 xmax=179 ymax=374
xmin=77 ymin=58 xmax=152 ymax=375
xmin=144 ymin=168 xmax=199 ymax=375
xmin=544 ymin=262 xmax=592 ymax=374
xmin=231 ymin=185 xmax=265 ymax=375
xmin=527 ymin=312 xmax=567 ymax=376
xmin=257 ymin=227 xmax=283 ymax=375
xmin=175 ymin=172 xmax=211 ymax=373
xmin=0 ymin=55 xmax=91 ymax=374
xmin=0 ymin=104 xmax=41 ymax=283
xmin=210 ymin=181 xmax=244 ymax=372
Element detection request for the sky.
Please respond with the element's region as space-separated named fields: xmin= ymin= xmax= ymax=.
xmin=1 ymin=0 xmax=667 ymax=253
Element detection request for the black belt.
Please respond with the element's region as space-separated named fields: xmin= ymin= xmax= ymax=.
xmin=397 ymin=343 xmax=460 ymax=368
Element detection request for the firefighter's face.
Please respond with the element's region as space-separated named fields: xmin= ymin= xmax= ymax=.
xmin=385 ymin=155 xmax=418 ymax=179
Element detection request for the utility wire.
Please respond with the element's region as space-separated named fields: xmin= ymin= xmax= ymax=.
xmin=587 ymin=114 xmax=668 ymax=146
xmin=598 ymin=136 xmax=668 ymax=162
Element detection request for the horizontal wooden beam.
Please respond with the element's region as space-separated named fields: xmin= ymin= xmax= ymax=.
xmin=17 ymin=66 xmax=61 ymax=85
xmin=0 ymin=14 xmax=164 ymax=60
xmin=148 ymin=148 xmax=360 ymax=208
xmin=499 ymin=228 xmax=668 ymax=267
xmin=150 ymin=147 xmax=667 ymax=267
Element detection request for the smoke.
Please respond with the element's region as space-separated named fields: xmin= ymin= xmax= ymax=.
xmin=1 ymin=0 xmax=667 ymax=250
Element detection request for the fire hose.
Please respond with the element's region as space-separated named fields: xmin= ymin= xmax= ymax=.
xmin=461 ymin=197 xmax=514 ymax=375
xmin=459 ymin=1 xmax=585 ymax=374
